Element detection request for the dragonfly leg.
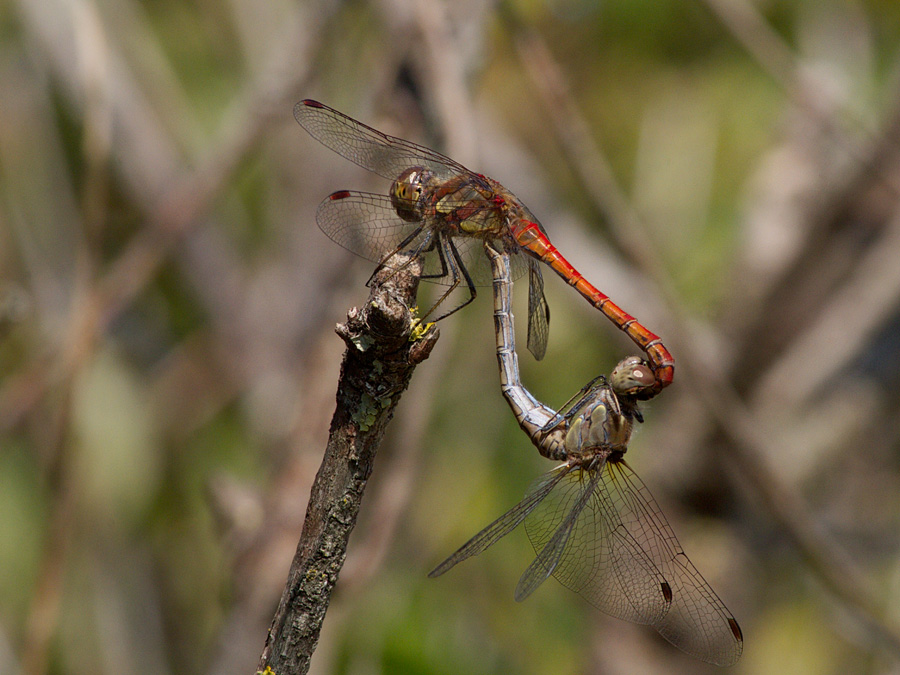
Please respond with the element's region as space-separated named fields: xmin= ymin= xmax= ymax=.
xmin=535 ymin=375 xmax=608 ymax=437
xmin=364 ymin=224 xmax=457 ymax=289
xmin=415 ymin=233 xmax=450 ymax=281
xmin=421 ymin=236 xmax=478 ymax=322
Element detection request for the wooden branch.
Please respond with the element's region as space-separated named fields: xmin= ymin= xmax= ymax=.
xmin=255 ymin=253 xmax=438 ymax=675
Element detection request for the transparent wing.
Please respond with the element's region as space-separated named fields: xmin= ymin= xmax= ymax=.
xmin=514 ymin=466 xmax=599 ymax=600
xmin=522 ymin=462 xmax=672 ymax=626
xmin=461 ymin=242 xmax=531 ymax=288
xmin=428 ymin=468 xmax=568 ymax=578
xmin=295 ymin=99 xmax=473 ymax=182
xmin=316 ymin=190 xmax=529 ymax=287
xmin=316 ymin=190 xmax=425 ymax=263
xmin=603 ymin=459 xmax=743 ymax=666
xmin=525 ymin=258 xmax=549 ymax=361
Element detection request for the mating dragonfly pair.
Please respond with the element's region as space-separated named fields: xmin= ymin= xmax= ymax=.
xmin=295 ymin=100 xmax=742 ymax=666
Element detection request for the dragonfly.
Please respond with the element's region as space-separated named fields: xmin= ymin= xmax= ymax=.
xmin=428 ymin=242 xmax=742 ymax=667
xmin=294 ymin=99 xmax=673 ymax=397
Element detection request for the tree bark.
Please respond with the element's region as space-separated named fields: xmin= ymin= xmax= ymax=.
xmin=255 ymin=253 xmax=438 ymax=674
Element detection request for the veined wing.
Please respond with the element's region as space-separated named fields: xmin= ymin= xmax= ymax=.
xmin=522 ymin=461 xmax=672 ymax=627
xmin=603 ymin=459 xmax=743 ymax=666
xmin=316 ymin=190 xmax=424 ymax=263
xmin=428 ymin=468 xmax=568 ymax=578
xmin=316 ymin=190 xmax=530 ymax=286
xmin=514 ymin=465 xmax=600 ymax=601
xmin=295 ymin=99 xmax=476 ymax=183
xmin=525 ymin=258 xmax=549 ymax=361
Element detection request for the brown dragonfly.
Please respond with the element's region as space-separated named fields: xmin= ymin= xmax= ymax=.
xmin=294 ymin=100 xmax=673 ymax=396
xmin=429 ymin=243 xmax=742 ymax=666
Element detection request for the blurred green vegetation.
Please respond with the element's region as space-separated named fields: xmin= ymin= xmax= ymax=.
xmin=2 ymin=0 xmax=900 ymax=674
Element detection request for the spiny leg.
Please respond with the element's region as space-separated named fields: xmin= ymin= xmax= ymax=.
xmin=363 ymin=224 xmax=431 ymax=287
xmin=421 ymin=235 xmax=478 ymax=323
xmin=416 ymin=231 xmax=451 ymax=281
xmin=536 ymin=375 xmax=608 ymax=437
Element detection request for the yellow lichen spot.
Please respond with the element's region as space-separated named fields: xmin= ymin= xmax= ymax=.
xmin=409 ymin=316 xmax=434 ymax=341
xmin=257 ymin=667 xmax=277 ymax=675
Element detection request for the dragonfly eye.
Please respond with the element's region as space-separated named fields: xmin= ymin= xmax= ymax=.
xmin=390 ymin=166 xmax=427 ymax=222
xmin=610 ymin=356 xmax=656 ymax=396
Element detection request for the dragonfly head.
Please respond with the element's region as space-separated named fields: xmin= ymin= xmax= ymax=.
xmin=610 ymin=357 xmax=656 ymax=398
xmin=390 ymin=167 xmax=432 ymax=222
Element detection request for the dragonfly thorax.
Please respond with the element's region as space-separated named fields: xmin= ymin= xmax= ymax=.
xmin=390 ymin=166 xmax=434 ymax=222
xmin=564 ymin=394 xmax=632 ymax=454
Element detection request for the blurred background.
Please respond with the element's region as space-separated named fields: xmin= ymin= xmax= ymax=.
xmin=3 ymin=0 xmax=900 ymax=673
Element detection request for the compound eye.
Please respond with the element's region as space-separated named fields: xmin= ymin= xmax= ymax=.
xmin=390 ymin=167 xmax=426 ymax=222
xmin=610 ymin=357 xmax=656 ymax=396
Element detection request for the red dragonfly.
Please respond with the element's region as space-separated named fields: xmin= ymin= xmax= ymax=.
xmin=294 ymin=99 xmax=673 ymax=396
xmin=429 ymin=242 xmax=742 ymax=666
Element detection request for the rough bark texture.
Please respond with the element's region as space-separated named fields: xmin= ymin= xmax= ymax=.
xmin=255 ymin=254 xmax=438 ymax=675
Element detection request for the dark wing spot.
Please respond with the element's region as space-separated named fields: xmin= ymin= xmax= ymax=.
xmin=661 ymin=580 xmax=673 ymax=604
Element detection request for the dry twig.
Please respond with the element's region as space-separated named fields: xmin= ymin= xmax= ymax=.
xmin=256 ymin=253 xmax=439 ymax=675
